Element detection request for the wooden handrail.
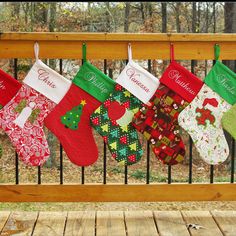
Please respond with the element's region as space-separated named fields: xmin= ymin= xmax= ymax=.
xmin=1 ymin=32 xmax=236 ymax=41
xmin=0 ymin=184 xmax=235 ymax=202
xmin=0 ymin=33 xmax=235 ymax=60
xmin=0 ymin=32 xmax=236 ymax=202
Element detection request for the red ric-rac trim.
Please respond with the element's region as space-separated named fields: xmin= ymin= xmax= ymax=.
xmin=160 ymin=61 xmax=203 ymax=103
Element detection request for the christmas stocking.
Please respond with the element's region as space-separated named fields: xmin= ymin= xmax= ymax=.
xmin=132 ymin=47 xmax=203 ymax=165
xmin=178 ymin=45 xmax=235 ymax=165
xmin=0 ymin=68 xmax=22 ymax=158
xmin=207 ymin=45 xmax=236 ymax=140
xmin=0 ymin=68 xmax=21 ymax=108
xmin=44 ymin=43 xmax=116 ymax=166
xmin=91 ymin=44 xmax=160 ymax=165
xmin=222 ymin=104 xmax=236 ymax=140
xmin=0 ymin=44 xmax=71 ymax=166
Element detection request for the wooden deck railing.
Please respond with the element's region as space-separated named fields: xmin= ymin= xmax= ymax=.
xmin=0 ymin=32 xmax=236 ymax=202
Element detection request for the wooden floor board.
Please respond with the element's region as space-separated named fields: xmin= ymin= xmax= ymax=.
xmin=125 ymin=211 xmax=159 ymax=236
xmin=96 ymin=211 xmax=126 ymax=236
xmin=0 ymin=210 xmax=234 ymax=236
xmin=32 ymin=211 xmax=67 ymax=236
xmin=211 ymin=210 xmax=236 ymax=236
xmin=1 ymin=211 xmax=38 ymax=236
xmin=182 ymin=211 xmax=223 ymax=236
xmin=154 ymin=211 xmax=190 ymax=236
xmin=0 ymin=211 xmax=11 ymax=233
xmin=64 ymin=211 xmax=95 ymax=236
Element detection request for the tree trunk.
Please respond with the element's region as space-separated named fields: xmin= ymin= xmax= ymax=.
xmin=124 ymin=2 xmax=130 ymax=32
xmin=205 ymin=3 xmax=209 ymax=33
xmin=161 ymin=3 xmax=167 ymax=72
xmin=10 ymin=2 xmax=20 ymax=31
xmin=105 ymin=2 xmax=110 ymax=32
xmin=140 ymin=2 xmax=145 ymax=23
xmin=49 ymin=2 xmax=56 ymax=32
xmin=176 ymin=2 xmax=181 ymax=32
xmin=213 ymin=3 xmax=216 ymax=33
xmin=224 ymin=2 xmax=236 ymax=71
xmin=196 ymin=2 xmax=201 ymax=33
xmin=148 ymin=2 xmax=153 ymax=17
xmin=30 ymin=2 xmax=34 ymax=31
xmin=191 ymin=2 xmax=197 ymax=71
xmin=192 ymin=2 xmax=197 ymax=33
xmin=161 ymin=3 xmax=167 ymax=33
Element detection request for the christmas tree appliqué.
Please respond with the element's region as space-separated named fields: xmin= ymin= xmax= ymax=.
xmin=61 ymin=100 xmax=86 ymax=130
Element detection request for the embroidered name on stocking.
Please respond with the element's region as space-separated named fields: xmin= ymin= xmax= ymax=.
xmin=84 ymin=72 xmax=108 ymax=94
xmin=38 ymin=69 xmax=56 ymax=88
xmin=216 ymin=74 xmax=236 ymax=96
xmin=126 ymin=68 xmax=150 ymax=93
xmin=168 ymin=70 xmax=196 ymax=96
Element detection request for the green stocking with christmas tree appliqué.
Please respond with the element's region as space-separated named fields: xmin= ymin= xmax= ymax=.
xmin=178 ymin=44 xmax=236 ymax=165
xmin=90 ymin=44 xmax=160 ymax=165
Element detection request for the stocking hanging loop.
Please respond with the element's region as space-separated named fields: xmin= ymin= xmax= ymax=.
xmin=128 ymin=43 xmax=132 ymax=61
xmin=170 ymin=43 xmax=175 ymax=62
xmin=82 ymin=43 xmax=87 ymax=62
xmin=34 ymin=42 xmax=39 ymax=61
xmin=214 ymin=44 xmax=220 ymax=61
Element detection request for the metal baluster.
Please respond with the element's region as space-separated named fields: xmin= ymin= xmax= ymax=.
xmin=188 ymin=60 xmax=195 ymax=184
xmin=210 ymin=59 xmax=216 ymax=183
xmin=168 ymin=164 xmax=172 ymax=184
xmin=146 ymin=59 xmax=152 ymax=184
xmin=81 ymin=57 xmax=85 ymax=184
xmin=231 ymin=139 xmax=235 ymax=183
xmin=103 ymin=59 xmax=108 ymax=184
xmin=59 ymin=59 xmax=63 ymax=184
xmin=188 ymin=138 xmax=193 ymax=184
xmin=37 ymin=167 xmax=41 ymax=184
xmin=124 ymin=59 xmax=128 ymax=184
xmin=14 ymin=59 xmax=19 ymax=184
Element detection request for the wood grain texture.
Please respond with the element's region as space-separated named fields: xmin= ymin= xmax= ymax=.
xmin=1 ymin=32 xmax=236 ymax=41
xmin=154 ymin=211 xmax=190 ymax=236
xmin=32 ymin=211 xmax=67 ymax=236
xmin=1 ymin=211 xmax=38 ymax=236
xmin=64 ymin=211 xmax=95 ymax=236
xmin=211 ymin=211 xmax=236 ymax=236
xmin=182 ymin=211 xmax=223 ymax=236
xmin=96 ymin=211 xmax=126 ymax=236
xmin=0 ymin=33 xmax=235 ymax=59
xmin=0 ymin=211 xmax=10 ymax=233
xmin=0 ymin=183 xmax=235 ymax=202
xmin=125 ymin=211 xmax=159 ymax=236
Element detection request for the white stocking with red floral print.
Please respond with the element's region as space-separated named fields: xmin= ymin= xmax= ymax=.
xmin=0 ymin=59 xmax=71 ymax=166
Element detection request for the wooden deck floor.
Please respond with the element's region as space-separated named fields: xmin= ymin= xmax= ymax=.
xmin=0 ymin=210 xmax=235 ymax=236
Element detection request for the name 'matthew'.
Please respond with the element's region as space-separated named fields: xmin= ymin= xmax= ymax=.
xmin=168 ymin=70 xmax=196 ymax=95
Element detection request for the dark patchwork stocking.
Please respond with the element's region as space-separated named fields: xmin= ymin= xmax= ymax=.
xmin=133 ymin=84 xmax=188 ymax=165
